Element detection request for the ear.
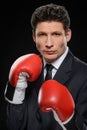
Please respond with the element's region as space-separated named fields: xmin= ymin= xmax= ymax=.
xmin=32 ymin=30 xmax=36 ymax=42
xmin=65 ymin=29 xmax=72 ymax=42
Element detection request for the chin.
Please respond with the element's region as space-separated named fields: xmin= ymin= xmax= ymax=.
xmin=45 ymin=56 xmax=56 ymax=63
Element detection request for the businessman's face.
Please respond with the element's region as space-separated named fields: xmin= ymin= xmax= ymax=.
xmin=33 ymin=21 xmax=71 ymax=63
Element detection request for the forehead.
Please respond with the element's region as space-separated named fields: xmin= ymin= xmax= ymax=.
xmin=36 ymin=21 xmax=64 ymax=32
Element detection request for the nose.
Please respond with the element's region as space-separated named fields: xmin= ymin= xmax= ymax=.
xmin=45 ymin=36 xmax=53 ymax=47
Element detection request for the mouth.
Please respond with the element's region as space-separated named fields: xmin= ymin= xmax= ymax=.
xmin=44 ymin=51 xmax=56 ymax=55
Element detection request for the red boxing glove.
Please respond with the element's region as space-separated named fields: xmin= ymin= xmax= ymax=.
xmin=38 ymin=80 xmax=75 ymax=124
xmin=5 ymin=53 xmax=42 ymax=104
xmin=9 ymin=53 xmax=42 ymax=87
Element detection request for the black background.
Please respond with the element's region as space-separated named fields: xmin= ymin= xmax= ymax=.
xmin=0 ymin=0 xmax=87 ymax=129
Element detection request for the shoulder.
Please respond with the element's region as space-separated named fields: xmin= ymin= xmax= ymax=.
xmin=67 ymin=50 xmax=87 ymax=74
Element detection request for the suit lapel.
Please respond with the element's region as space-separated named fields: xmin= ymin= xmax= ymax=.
xmin=53 ymin=50 xmax=74 ymax=84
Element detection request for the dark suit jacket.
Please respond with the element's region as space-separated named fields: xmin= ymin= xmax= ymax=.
xmin=5 ymin=50 xmax=87 ymax=130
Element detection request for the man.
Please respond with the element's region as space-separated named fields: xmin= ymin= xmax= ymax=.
xmin=4 ymin=3 xmax=87 ymax=130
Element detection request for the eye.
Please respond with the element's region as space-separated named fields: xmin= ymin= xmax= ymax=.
xmin=52 ymin=32 xmax=62 ymax=36
xmin=38 ymin=33 xmax=46 ymax=37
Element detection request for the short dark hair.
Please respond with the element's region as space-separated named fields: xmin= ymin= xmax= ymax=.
xmin=31 ymin=3 xmax=70 ymax=31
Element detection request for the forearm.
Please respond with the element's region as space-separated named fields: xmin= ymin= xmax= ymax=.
xmin=64 ymin=110 xmax=87 ymax=130
xmin=6 ymin=102 xmax=26 ymax=130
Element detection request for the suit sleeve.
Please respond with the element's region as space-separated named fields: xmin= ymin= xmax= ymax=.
xmin=64 ymin=81 xmax=87 ymax=130
xmin=6 ymin=102 xmax=27 ymax=130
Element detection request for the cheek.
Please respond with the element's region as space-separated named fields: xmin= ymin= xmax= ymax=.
xmin=56 ymin=42 xmax=66 ymax=55
xmin=59 ymin=39 xmax=67 ymax=48
xmin=60 ymin=43 xmax=65 ymax=48
xmin=55 ymin=42 xmax=63 ymax=50
xmin=36 ymin=42 xmax=43 ymax=50
xmin=59 ymin=43 xmax=66 ymax=54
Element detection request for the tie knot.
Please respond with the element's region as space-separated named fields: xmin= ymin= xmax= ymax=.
xmin=45 ymin=64 xmax=53 ymax=81
xmin=46 ymin=64 xmax=53 ymax=71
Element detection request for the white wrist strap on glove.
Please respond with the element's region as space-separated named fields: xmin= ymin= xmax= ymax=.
xmin=5 ymin=72 xmax=29 ymax=104
xmin=53 ymin=109 xmax=74 ymax=130
xmin=52 ymin=110 xmax=67 ymax=130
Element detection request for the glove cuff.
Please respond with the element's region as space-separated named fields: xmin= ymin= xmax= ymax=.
xmin=4 ymin=81 xmax=27 ymax=104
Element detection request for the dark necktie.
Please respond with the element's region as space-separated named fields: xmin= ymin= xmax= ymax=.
xmin=45 ymin=64 xmax=53 ymax=81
